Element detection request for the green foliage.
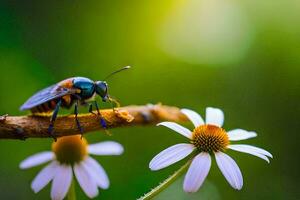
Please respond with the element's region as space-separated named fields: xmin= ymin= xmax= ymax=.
xmin=0 ymin=0 xmax=298 ymax=199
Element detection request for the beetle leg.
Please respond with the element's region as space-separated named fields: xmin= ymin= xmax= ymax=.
xmin=108 ymin=96 xmax=120 ymax=112
xmin=94 ymin=101 xmax=108 ymax=130
xmin=48 ymin=100 xmax=62 ymax=141
xmin=74 ymin=101 xmax=84 ymax=137
xmin=88 ymin=104 xmax=97 ymax=115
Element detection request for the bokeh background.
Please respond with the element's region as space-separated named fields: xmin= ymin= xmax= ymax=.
xmin=0 ymin=0 xmax=299 ymax=199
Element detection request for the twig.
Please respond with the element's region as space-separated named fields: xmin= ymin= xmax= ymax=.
xmin=0 ymin=104 xmax=187 ymax=140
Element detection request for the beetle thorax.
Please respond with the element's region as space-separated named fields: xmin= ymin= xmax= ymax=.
xmin=72 ymin=77 xmax=95 ymax=99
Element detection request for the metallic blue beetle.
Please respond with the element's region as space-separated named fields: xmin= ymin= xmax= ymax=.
xmin=20 ymin=66 xmax=130 ymax=138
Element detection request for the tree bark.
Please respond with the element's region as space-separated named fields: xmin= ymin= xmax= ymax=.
xmin=0 ymin=104 xmax=187 ymax=140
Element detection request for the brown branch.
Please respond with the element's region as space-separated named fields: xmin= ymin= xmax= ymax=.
xmin=0 ymin=104 xmax=188 ymax=140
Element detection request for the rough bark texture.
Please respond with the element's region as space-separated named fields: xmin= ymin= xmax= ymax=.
xmin=0 ymin=104 xmax=187 ymax=140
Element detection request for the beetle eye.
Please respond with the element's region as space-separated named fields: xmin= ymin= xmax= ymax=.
xmin=95 ymin=81 xmax=108 ymax=98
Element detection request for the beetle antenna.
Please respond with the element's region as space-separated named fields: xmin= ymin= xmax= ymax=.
xmin=104 ymin=66 xmax=131 ymax=80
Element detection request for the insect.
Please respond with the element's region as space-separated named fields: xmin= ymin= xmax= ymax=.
xmin=20 ymin=66 xmax=130 ymax=139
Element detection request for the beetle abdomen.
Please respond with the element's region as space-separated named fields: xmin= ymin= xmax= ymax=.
xmin=30 ymin=95 xmax=75 ymax=113
xmin=31 ymin=100 xmax=58 ymax=113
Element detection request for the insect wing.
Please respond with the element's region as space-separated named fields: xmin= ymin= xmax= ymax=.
xmin=20 ymin=84 xmax=75 ymax=110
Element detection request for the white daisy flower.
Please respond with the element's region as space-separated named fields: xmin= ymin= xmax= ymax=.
xmin=149 ymin=107 xmax=272 ymax=192
xmin=20 ymin=135 xmax=124 ymax=200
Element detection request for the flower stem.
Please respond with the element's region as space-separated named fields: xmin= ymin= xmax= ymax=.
xmin=139 ymin=159 xmax=192 ymax=200
xmin=66 ymin=179 xmax=76 ymax=200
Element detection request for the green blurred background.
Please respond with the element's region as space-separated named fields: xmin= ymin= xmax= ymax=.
xmin=0 ymin=0 xmax=299 ymax=199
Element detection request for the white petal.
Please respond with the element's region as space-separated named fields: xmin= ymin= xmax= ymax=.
xmin=51 ymin=165 xmax=72 ymax=200
xmin=20 ymin=151 xmax=54 ymax=169
xmin=228 ymin=144 xmax=273 ymax=161
xmin=215 ymin=152 xmax=243 ymax=190
xmin=183 ymin=153 xmax=211 ymax=193
xmin=227 ymin=129 xmax=257 ymax=141
xmin=83 ymin=157 xmax=110 ymax=189
xmin=233 ymin=144 xmax=272 ymax=158
xmin=74 ymin=162 xmax=99 ymax=198
xmin=205 ymin=107 xmax=224 ymax=127
xmin=31 ymin=161 xmax=58 ymax=193
xmin=157 ymin=122 xmax=192 ymax=139
xmin=149 ymin=143 xmax=195 ymax=171
xmin=88 ymin=141 xmax=124 ymax=156
xmin=228 ymin=145 xmax=269 ymax=163
xmin=181 ymin=109 xmax=205 ymax=127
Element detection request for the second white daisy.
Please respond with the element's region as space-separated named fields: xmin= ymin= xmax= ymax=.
xmin=149 ymin=107 xmax=272 ymax=192
xmin=20 ymin=135 xmax=124 ymax=200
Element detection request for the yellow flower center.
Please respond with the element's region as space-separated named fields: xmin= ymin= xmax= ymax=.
xmin=191 ymin=125 xmax=229 ymax=153
xmin=52 ymin=135 xmax=88 ymax=165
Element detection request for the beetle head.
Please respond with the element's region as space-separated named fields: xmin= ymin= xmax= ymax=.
xmin=95 ymin=81 xmax=108 ymax=102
